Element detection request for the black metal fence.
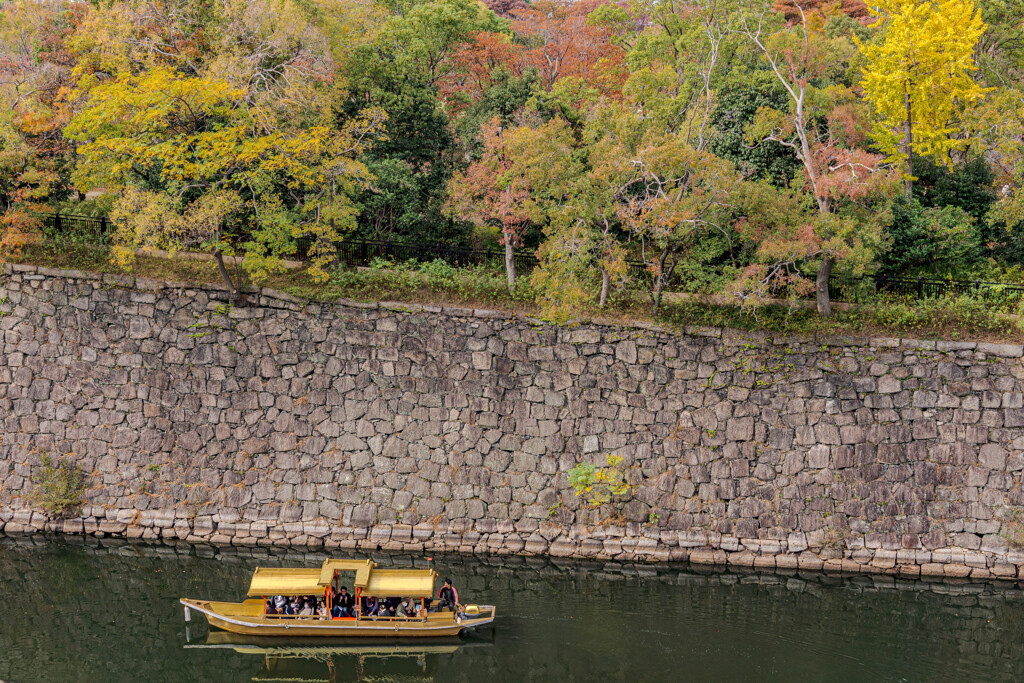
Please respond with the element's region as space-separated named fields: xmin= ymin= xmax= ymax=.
xmin=35 ymin=211 xmax=1024 ymax=304
xmin=871 ymin=274 xmax=1024 ymax=302
xmin=41 ymin=212 xmax=111 ymax=242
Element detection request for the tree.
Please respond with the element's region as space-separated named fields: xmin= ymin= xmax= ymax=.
xmin=738 ymin=1 xmax=898 ymax=316
xmin=858 ymin=0 xmax=989 ymax=197
xmin=876 ymin=199 xmax=981 ymax=276
xmin=709 ymin=72 xmax=801 ymax=188
xmin=58 ymin=0 xmax=389 ymax=294
xmin=482 ymin=0 xmax=529 ymax=18
xmin=345 ymin=0 xmax=500 ymax=243
xmin=618 ymin=134 xmax=741 ymax=312
xmin=505 ymin=116 xmax=633 ymax=318
xmin=774 ymin=0 xmax=872 ymax=23
xmin=439 ymin=31 xmax=525 ymax=110
xmin=511 ymin=0 xmax=627 ymax=96
xmin=66 ymin=66 xmax=385 ymax=297
xmin=448 ymin=117 xmax=534 ymax=288
xmin=0 ymin=1 xmax=81 ymax=223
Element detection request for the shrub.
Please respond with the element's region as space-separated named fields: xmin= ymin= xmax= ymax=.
xmin=869 ymin=292 xmax=1024 ymax=337
xmin=567 ymin=455 xmax=631 ymax=507
xmin=28 ymin=453 xmax=86 ymax=518
xmin=331 ymin=258 xmax=537 ymax=306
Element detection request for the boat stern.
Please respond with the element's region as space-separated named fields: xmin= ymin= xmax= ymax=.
xmin=458 ymin=604 xmax=497 ymax=631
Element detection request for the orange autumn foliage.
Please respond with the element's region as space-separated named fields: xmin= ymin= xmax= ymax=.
xmin=440 ymin=31 xmax=525 ymax=110
xmin=773 ymin=0 xmax=871 ymax=25
xmin=0 ymin=210 xmax=40 ymax=260
xmin=441 ymin=0 xmax=627 ymax=110
xmin=511 ymin=0 xmax=627 ymax=95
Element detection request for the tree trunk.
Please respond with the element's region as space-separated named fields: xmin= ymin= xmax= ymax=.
xmin=213 ymin=249 xmax=247 ymax=306
xmin=651 ymin=248 xmax=671 ymax=314
xmin=904 ymin=84 xmax=914 ymax=199
xmin=816 ymin=256 xmax=834 ymax=317
xmin=504 ymin=238 xmax=516 ymax=290
xmin=598 ymin=268 xmax=610 ymax=308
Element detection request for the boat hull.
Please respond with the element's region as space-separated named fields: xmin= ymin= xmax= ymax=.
xmin=181 ymin=599 xmax=495 ymax=638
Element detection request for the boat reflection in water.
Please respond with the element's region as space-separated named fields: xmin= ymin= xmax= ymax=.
xmin=185 ymin=630 xmax=493 ymax=682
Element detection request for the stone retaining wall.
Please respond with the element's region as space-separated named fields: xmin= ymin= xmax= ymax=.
xmin=2 ymin=264 xmax=1024 ymax=578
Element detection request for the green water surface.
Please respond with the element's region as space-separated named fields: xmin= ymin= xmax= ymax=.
xmin=1 ymin=535 xmax=1023 ymax=682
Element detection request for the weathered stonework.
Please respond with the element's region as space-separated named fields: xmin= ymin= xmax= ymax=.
xmin=2 ymin=264 xmax=1024 ymax=579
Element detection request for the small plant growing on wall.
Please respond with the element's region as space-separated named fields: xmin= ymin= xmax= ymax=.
xmin=29 ymin=453 xmax=86 ymax=518
xmin=999 ymin=508 xmax=1024 ymax=549
xmin=568 ymin=455 xmax=632 ymax=508
xmin=820 ymin=528 xmax=849 ymax=553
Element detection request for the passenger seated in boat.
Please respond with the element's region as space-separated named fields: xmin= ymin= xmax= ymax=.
xmin=332 ymin=587 xmax=354 ymax=617
xmin=265 ymin=600 xmax=279 ymax=615
xmin=434 ymin=578 xmax=459 ymax=612
xmin=377 ymin=601 xmax=394 ymax=617
xmin=364 ymin=596 xmax=379 ymax=617
xmin=273 ymin=595 xmax=287 ymax=612
xmin=396 ymin=598 xmax=412 ymax=618
xmin=299 ymin=597 xmax=314 ymax=616
xmin=317 ymin=600 xmax=327 ymax=617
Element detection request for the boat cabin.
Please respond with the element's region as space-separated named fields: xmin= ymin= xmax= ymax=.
xmin=249 ymin=559 xmax=438 ymax=621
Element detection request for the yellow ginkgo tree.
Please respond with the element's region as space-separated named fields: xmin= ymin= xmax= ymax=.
xmin=857 ymin=0 xmax=989 ymax=197
xmin=65 ymin=67 xmax=385 ymax=301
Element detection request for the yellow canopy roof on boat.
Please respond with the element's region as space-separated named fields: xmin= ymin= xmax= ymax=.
xmin=246 ymin=561 xmax=436 ymax=597
xmin=247 ymin=568 xmax=324 ymax=597
xmin=361 ymin=569 xmax=438 ymax=598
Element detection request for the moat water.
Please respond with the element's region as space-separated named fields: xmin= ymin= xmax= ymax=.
xmin=2 ymin=536 xmax=1024 ymax=682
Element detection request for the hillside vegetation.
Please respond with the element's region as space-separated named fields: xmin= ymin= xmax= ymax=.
xmin=2 ymin=0 xmax=1024 ymax=332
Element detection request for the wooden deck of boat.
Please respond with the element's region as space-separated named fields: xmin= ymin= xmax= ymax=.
xmin=181 ymin=599 xmax=495 ymax=638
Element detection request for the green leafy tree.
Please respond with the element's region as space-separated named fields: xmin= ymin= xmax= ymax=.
xmin=509 ymin=116 xmax=631 ymax=320
xmin=345 ymin=0 xmax=501 ymax=243
xmin=877 ymin=199 xmax=982 ymax=276
xmin=709 ymin=72 xmax=800 ymax=188
xmin=738 ymin=1 xmax=898 ymax=316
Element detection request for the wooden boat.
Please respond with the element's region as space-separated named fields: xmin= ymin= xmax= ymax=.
xmin=180 ymin=559 xmax=496 ymax=637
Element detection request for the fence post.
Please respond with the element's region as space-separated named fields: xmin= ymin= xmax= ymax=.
xmin=916 ymin=276 xmax=923 ymax=298
xmin=53 ymin=211 xmax=61 ymax=233
xmin=360 ymin=239 xmax=367 ymax=264
xmin=99 ymin=216 xmax=108 ymax=234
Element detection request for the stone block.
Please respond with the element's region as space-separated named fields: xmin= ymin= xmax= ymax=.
xmin=615 ymin=340 xmax=637 ymax=364
xmin=976 ymin=343 xmax=1023 ymax=358
xmin=877 ymin=376 xmax=901 ymax=394
xmin=979 ymin=444 xmax=1006 ymax=470
xmin=726 ymin=417 xmax=754 ymax=442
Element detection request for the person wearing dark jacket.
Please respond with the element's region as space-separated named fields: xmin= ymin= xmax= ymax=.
xmin=434 ymin=578 xmax=459 ymax=612
xmin=332 ymin=587 xmax=355 ymax=617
